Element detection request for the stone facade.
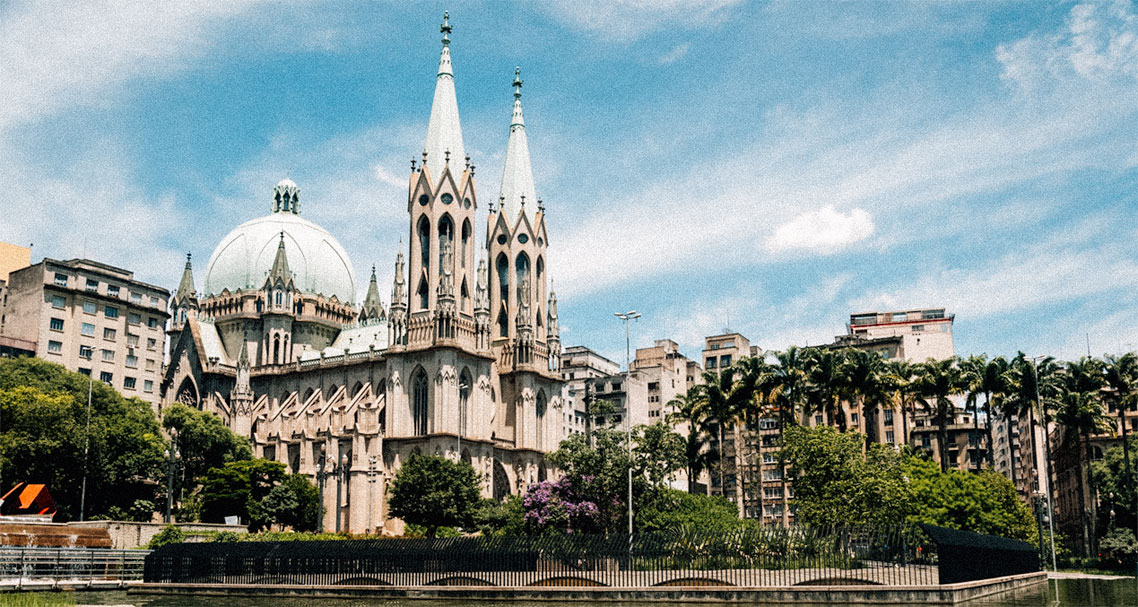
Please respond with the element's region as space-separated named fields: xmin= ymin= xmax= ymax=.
xmin=161 ymin=15 xmax=563 ymax=534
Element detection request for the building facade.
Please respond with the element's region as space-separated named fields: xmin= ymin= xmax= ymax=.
xmin=0 ymin=258 xmax=169 ymax=407
xmin=161 ymin=16 xmax=564 ymax=534
xmin=841 ymin=308 xmax=955 ymax=363
xmin=558 ymin=345 xmax=621 ymax=439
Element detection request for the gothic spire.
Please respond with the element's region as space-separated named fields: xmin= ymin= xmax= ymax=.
xmin=498 ymin=67 xmax=537 ymax=225
xmin=391 ymin=252 xmax=407 ymax=306
xmin=267 ymin=232 xmax=292 ymax=285
xmin=175 ymin=253 xmax=197 ymax=304
xmin=423 ymin=11 xmax=465 ymax=184
xmin=360 ymin=265 xmax=385 ymax=322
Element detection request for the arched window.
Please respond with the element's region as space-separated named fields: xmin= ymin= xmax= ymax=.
xmin=459 ymin=368 xmax=472 ymax=438
xmin=461 ymin=220 xmax=471 ymax=268
xmin=273 ymin=335 xmax=281 ymax=365
xmin=497 ymin=308 xmax=508 ymax=337
xmin=537 ymin=256 xmax=544 ymax=282
xmin=496 ymin=253 xmax=509 ymax=307
xmin=515 ymin=253 xmax=530 ymax=306
xmin=438 ymin=214 xmax=454 ymax=276
xmin=412 ymin=368 xmax=429 ymax=435
xmin=417 ymin=216 xmax=431 ymax=272
xmin=460 ymin=279 xmax=469 ymax=309
xmin=275 ymin=291 xmax=282 ymax=306
xmin=536 ymin=391 xmax=547 ymax=451
xmin=417 ymin=278 xmax=428 ymax=310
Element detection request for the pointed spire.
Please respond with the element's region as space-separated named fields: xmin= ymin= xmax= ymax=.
xmin=360 ymin=265 xmax=386 ymax=322
xmin=268 ymin=232 xmax=292 ymax=285
xmin=498 ymin=67 xmax=537 ymax=225
xmin=273 ymin=178 xmax=300 ymax=214
xmin=175 ymin=252 xmax=197 ymax=304
xmin=391 ymin=252 xmax=407 ymax=306
xmin=423 ymin=11 xmax=465 ymax=183
xmin=238 ymin=339 xmax=250 ymax=367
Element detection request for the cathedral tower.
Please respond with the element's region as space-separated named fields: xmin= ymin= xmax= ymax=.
xmin=406 ymin=12 xmax=478 ymax=346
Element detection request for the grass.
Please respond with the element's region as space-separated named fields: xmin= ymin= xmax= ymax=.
xmin=0 ymin=592 xmax=76 ymax=607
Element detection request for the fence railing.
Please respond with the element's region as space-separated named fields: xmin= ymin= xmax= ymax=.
xmin=0 ymin=547 xmax=149 ymax=586
xmin=145 ymin=526 xmax=945 ymax=587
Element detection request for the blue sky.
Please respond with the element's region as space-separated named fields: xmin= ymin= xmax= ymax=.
xmin=3 ymin=1 xmax=1138 ymax=366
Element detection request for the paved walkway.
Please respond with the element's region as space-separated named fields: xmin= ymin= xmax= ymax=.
xmin=1048 ymin=571 xmax=1133 ymax=580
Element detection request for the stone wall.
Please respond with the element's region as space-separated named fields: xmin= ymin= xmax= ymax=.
xmin=66 ymin=521 xmax=246 ymax=549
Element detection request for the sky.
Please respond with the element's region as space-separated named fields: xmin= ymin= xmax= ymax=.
xmin=3 ymin=0 xmax=1138 ymax=367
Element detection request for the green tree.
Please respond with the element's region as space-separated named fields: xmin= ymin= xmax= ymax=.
xmin=0 ymin=358 xmax=165 ymax=521
xmin=198 ymin=458 xmax=312 ymax=531
xmin=161 ymin=403 xmax=252 ymax=514
xmin=1055 ymin=356 xmax=1109 ymax=556
xmin=770 ymin=346 xmax=810 ymax=526
xmin=780 ymin=425 xmax=910 ymax=526
xmin=904 ymin=455 xmax=1035 ymax=540
xmin=666 ymin=386 xmax=713 ymax=494
xmin=884 ymin=359 xmax=920 ymax=447
xmin=387 ymin=454 xmax=482 ymax=537
xmin=638 ymin=489 xmax=748 ymax=533
xmin=914 ymin=357 xmax=965 ymax=472
xmin=961 ymin=355 xmax=1009 ymax=470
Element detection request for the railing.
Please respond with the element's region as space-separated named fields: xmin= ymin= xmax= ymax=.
xmin=146 ymin=526 xmax=945 ymax=588
xmin=0 ymin=547 xmax=149 ymax=588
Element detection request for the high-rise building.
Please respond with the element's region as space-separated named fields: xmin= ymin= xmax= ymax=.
xmin=162 ymin=14 xmax=564 ymax=533
xmin=0 ymin=258 xmax=169 ymax=407
xmin=633 ymin=338 xmax=703 ymax=491
xmin=838 ymin=308 xmax=955 ymax=363
xmin=559 ymin=345 xmax=620 ymax=439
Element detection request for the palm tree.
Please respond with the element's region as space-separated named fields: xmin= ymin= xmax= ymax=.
xmin=915 ymin=357 xmax=964 ymax=472
xmin=961 ymin=355 xmax=1009 ymax=471
xmin=884 ymin=359 xmax=919 ymax=447
xmin=666 ymin=386 xmax=713 ymax=495
xmin=846 ymin=349 xmax=888 ymax=445
xmin=1104 ymin=353 xmax=1138 ymax=526
xmin=771 ymin=346 xmax=809 ymax=526
xmin=806 ymin=348 xmax=852 ymax=432
xmin=1055 ymin=356 xmax=1109 ymax=557
xmin=698 ymin=364 xmax=750 ymax=516
xmin=732 ymin=355 xmax=773 ymax=520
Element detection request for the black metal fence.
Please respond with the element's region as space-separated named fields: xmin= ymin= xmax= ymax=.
xmin=0 ymin=547 xmax=148 ymax=586
xmin=145 ymin=525 xmax=942 ymax=587
xmin=919 ymin=524 xmax=1040 ymax=584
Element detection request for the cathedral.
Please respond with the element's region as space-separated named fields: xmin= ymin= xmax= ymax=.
xmin=161 ymin=13 xmax=564 ymax=534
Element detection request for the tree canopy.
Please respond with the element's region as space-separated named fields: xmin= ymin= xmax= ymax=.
xmin=387 ymin=454 xmax=482 ymax=537
xmin=198 ymin=458 xmax=317 ymax=532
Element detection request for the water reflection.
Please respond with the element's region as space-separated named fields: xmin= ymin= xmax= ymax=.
xmin=66 ymin=577 xmax=1138 ymax=607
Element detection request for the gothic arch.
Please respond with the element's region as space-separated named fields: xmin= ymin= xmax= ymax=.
xmin=459 ymin=367 xmax=472 ymax=438
xmin=496 ymin=253 xmax=509 ymax=306
xmin=417 ymin=215 xmax=431 ymax=271
xmin=515 ymin=252 xmax=530 ymax=304
xmin=412 ymin=366 xmax=429 ymax=435
xmin=352 ymin=381 xmax=365 ymax=399
xmin=417 ymin=277 xmax=429 ymax=311
xmin=176 ymin=377 xmax=200 ymax=409
xmin=493 ymin=459 xmax=511 ymax=501
xmin=536 ymin=256 xmax=544 ymax=282
xmin=302 ymin=387 xmax=316 ymax=405
xmin=461 ymin=219 xmax=472 ymax=268
xmin=536 ymin=390 xmax=548 ymax=451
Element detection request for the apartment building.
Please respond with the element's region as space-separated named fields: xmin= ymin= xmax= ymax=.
xmin=559 ymin=345 xmax=621 ymax=439
xmin=632 ymin=339 xmax=704 ymax=491
xmin=840 ymin=308 xmax=955 ymax=363
xmin=0 ymin=258 xmax=170 ymax=408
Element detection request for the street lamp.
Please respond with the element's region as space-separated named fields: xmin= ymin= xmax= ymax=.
xmin=164 ymin=428 xmax=179 ymax=523
xmin=614 ymin=310 xmax=640 ymax=536
xmin=1030 ymin=355 xmax=1059 ymax=576
xmin=79 ymin=350 xmax=94 ymax=522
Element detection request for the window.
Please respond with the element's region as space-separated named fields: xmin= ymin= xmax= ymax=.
xmin=107 ymin=285 xmax=119 ymax=297
xmin=911 ymin=325 xmax=925 ymax=332
xmin=150 ymin=296 xmax=159 ymax=307
xmin=104 ymin=305 xmax=119 ymax=319
xmin=126 ymin=355 xmax=138 ymax=368
xmin=720 ymin=354 xmax=731 ymax=366
xmin=892 ymin=312 xmax=907 ymax=322
xmin=53 ymin=273 xmax=68 ymax=287
xmin=99 ymin=371 xmax=113 ymax=383
xmin=612 ymin=382 xmax=622 ymax=392
xmin=851 ymin=413 xmax=859 ymax=423
xmin=47 ymin=340 xmax=62 ymax=354
xmin=886 ymin=430 xmax=895 ymax=444
xmin=130 ymin=292 xmax=142 ymax=304
xmin=103 ymin=328 xmax=116 ymax=341
xmin=884 ymin=409 xmax=894 ymax=425
xmin=124 ymin=377 xmax=136 ymax=389
xmin=148 ymin=317 xmax=159 ymax=329
xmin=147 ymin=338 xmax=156 ymax=350
xmin=143 ymin=380 xmax=154 ymax=393
xmin=101 ymin=349 xmax=114 ymax=362
xmin=815 ymin=414 xmax=823 ymax=424
xmin=78 ymin=368 xmax=91 ymax=376
xmin=706 ymin=358 xmax=717 ymax=369
xmin=146 ymin=359 xmax=156 ymax=371
xmin=86 ymin=278 xmax=99 ymax=292
xmin=82 ymin=301 xmax=96 ymax=314
xmin=128 ymin=313 xmax=141 ymax=325
xmin=49 ymin=318 xmax=64 ymax=331
xmin=412 ymin=370 xmax=429 ymax=435
xmin=78 ymin=345 xmax=93 ymax=359
xmin=127 ymin=333 xmax=139 ymax=347
xmin=81 ymin=323 xmax=95 ymax=336
xmin=51 ymin=295 xmax=66 ymax=309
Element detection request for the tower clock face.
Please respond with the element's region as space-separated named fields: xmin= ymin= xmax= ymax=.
xmin=441 ymin=193 xmax=453 ymax=205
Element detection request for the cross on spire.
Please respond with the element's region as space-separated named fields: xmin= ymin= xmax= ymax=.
xmin=441 ymin=11 xmax=452 ymax=46
xmin=513 ymin=67 xmax=523 ymax=99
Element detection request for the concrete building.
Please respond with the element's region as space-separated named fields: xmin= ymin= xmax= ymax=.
xmin=0 ymin=258 xmax=169 ymax=407
xmin=559 ymin=345 xmax=620 ymax=439
xmin=910 ymin=410 xmax=987 ymax=471
xmin=840 ymin=308 xmax=955 ymax=363
xmin=0 ymin=243 xmax=30 ymax=282
xmin=632 ymin=339 xmax=703 ymax=490
xmin=162 ymin=17 xmax=564 ymax=534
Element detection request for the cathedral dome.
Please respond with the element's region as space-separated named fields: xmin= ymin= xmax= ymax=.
xmin=203 ymin=181 xmax=357 ymax=303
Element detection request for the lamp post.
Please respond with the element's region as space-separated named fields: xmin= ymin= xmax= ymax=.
xmin=79 ymin=351 xmax=94 ymax=522
xmin=164 ymin=428 xmax=179 ymax=523
xmin=316 ymin=453 xmax=327 ymax=532
xmin=614 ymin=310 xmax=640 ymax=537
xmin=367 ymin=455 xmax=378 ymax=534
xmin=1030 ymin=355 xmax=1059 ymax=576
xmin=335 ymin=454 xmax=349 ymax=533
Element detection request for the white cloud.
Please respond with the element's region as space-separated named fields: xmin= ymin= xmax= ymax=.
xmin=766 ymin=206 xmax=874 ymax=254
xmin=539 ymin=0 xmax=741 ymax=41
xmin=996 ymin=1 xmax=1138 ymax=91
xmin=658 ymin=43 xmax=691 ymax=65
xmin=0 ymin=1 xmax=260 ymax=132
xmin=374 ymin=164 xmax=408 ymax=189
